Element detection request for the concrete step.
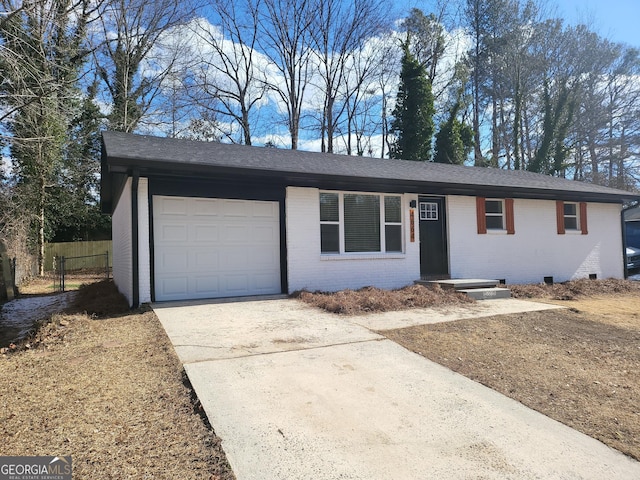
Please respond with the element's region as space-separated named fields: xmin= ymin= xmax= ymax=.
xmin=415 ymin=278 xmax=500 ymax=290
xmin=459 ymin=287 xmax=511 ymax=300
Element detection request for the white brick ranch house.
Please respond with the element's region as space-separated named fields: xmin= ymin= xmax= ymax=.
xmin=100 ymin=131 xmax=639 ymax=307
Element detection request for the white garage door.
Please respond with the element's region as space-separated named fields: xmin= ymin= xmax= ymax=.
xmin=153 ymin=196 xmax=281 ymax=301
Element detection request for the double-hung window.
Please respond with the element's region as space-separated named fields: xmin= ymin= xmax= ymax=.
xmin=320 ymin=192 xmax=403 ymax=254
xmin=556 ymin=201 xmax=588 ymax=234
xmin=476 ymin=197 xmax=515 ymax=234
xmin=485 ymin=199 xmax=504 ymax=230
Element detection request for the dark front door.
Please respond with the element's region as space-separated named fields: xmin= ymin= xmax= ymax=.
xmin=419 ymin=196 xmax=448 ymax=277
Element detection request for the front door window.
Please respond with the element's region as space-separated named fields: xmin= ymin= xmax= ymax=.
xmin=420 ymin=202 xmax=438 ymax=221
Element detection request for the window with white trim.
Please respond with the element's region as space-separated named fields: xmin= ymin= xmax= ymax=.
xmin=319 ymin=192 xmax=403 ymax=254
xmin=563 ymin=202 xmax=579 ymax=230
xmin=485 ymin=199 xmax=504 ymax=230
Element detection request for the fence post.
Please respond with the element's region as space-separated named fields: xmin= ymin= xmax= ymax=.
xmin=106 ymin=250 xmax=110 ymax=280
xmin=11 ymin=258 xmax=16 ymax=292
xmin=60 ymin=256 xmax=65 ymax=293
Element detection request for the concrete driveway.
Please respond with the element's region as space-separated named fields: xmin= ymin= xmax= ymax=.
xmin=153 ymin=298 xmax=640 ymax=480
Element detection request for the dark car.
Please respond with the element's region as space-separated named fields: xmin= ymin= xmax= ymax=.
xmin=627 ymin=246 xmax=640 ymax=271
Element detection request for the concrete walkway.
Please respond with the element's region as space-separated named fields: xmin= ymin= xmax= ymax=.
xmin=153 ymin=298 xmax=640 ymax=480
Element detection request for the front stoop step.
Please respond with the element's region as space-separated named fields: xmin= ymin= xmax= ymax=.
xmin=414 ymin=278 xmax=511 ymax=300
xmin=459 ymin=287 xmax=511 ymax=300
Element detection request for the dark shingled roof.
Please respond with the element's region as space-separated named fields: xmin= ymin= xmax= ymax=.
xmin=101 ymin=131 xmax=640 ymax=207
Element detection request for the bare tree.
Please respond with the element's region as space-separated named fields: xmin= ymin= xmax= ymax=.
xmin=255 ymin=0 xmax=314 ymax=149
xmin=338 ymin=33 xmax=398 ymax=157
xmin=309 ymin=0 xmax=387 ymax=153
xmin=93 ymin=0 xmax=196 ymax=132
xmin=187 ymin=1 xmax=267 ymax=145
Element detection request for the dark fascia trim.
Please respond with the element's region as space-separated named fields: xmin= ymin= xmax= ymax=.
xmin=104 ymin=157 xmax=639 ymax=205
xmin=100 ymin=141 xmax=111 ymax=213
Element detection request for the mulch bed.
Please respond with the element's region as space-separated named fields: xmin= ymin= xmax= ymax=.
xmin=509 ymin=277 xmax=640 ymax=300
xmin=293 ymin=284 xmax=474 ymax=315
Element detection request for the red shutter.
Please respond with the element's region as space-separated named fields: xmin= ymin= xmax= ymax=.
xmin=505 ymin=198 xmax=515 ymax=234
xmin=580 ymin=202 xmax=588 ymax=235
xmin=556 ymin=200 xmax=565 ymax=234
xmin=476 ymin=197 xmax=487 ymax=234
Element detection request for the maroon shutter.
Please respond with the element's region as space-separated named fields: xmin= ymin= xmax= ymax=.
xmin=505 ymin=198 xmax=515 ymax=234
xmin=556 ymin=201 xmax=565 ymax=235
xmin=580 ymin=202 xmax=588 ymax=235
xmin=476 ymin=197 xmax=487 ymax=234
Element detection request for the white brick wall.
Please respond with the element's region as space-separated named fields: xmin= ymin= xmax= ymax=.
xmin=138 ymin=178 xmax=151 ymax=303
xmin=112 ymin=177 xmax=133 ymax=306
xmin=447 ymin=196 xmax=624 ymax=284
xmin=286 ymin=186 xmax=420 ymax=293
xmin=111 ymin=177 xmax=152 ymax=307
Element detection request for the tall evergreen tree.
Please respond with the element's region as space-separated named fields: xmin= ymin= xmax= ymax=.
xmin=434 ymin=101 xmax=474 ymax=165
xmin=0 ymin=0 xmax=94 ymax=273
xmin=389 ymin=41 xmax=435 ymax=161
xmin=0 ymin=0 xmax=110 ymax=270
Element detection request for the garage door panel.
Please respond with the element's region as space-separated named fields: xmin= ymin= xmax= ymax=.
xmin=154 ymin=196 xmax=281 ymax=301
xmin=158 ymin=197 xmax=188 ymax=215
xmin=193 ymin=250 xmax=219 ymax=270
xmin=193 ymin=224 xmax=219 ymax=242
xmin=192 ymin=198 xmax=220 ymax=216
xmin=220 ymin=248 xmax=249 ymax=269
xmin=254 ymin=272 xmax=281 ymax=290
xmin=252 ymin=224 xmax=278 ymax=243
xmin=194 ymin=276 xmax=220 ymax=294
xmin=225 ymin=274 xmax=250 ymax=293
xmin=252 ymin=202 xmax=278 ymax=217
xmin=159 ymin=250 xmax=189 ymax=271
xmin=223 ymin=224 xmax=250 ymax=243
xmin=223 ymin=199 xmax=251 ymax=217
xmin=159 ymin=224 xmax=188 ymax=243
xmin=159 ymin=277 xmax=189 ymax=298
xmin=250 ymin=246 xmax=279 ymax=267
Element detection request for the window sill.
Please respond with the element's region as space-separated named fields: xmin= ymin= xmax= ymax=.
xmin=485 ymin=229 xmax=508 ymax=235
xmin=320 ymin=253 xmax=406 ymax=261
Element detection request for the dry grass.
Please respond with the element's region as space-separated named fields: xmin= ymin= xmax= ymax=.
xmin=293 ymin=284 xmax=474 ymax=315
xmin=509 ymin=277 xmax=640 ymax=300
xmin=18 ymin=273 xmax=109 ymax=296
xmin=383 ymin=295 xmax=640 ymax=461
xmin=0 ymin=281 xmax=235 ymax=480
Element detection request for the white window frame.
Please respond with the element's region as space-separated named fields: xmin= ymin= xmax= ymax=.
xmin=419 ymin=202 xmax=438 ymax=221
xmin=319 ymin=191 xmax=404 ymax=255
xmin=485 ymin=198 xmax=505 ymax=231
xmin=563 ymin=202 xmax=579 ymax=231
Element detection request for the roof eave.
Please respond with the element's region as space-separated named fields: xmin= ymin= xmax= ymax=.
xmin=103 ymin=155 xmax=638 ymax=204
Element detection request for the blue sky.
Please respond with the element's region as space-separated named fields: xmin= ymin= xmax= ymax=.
xmin=554 ymin=0 xmax=638 ymax=46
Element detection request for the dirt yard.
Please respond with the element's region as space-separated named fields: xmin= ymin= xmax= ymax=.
xmin=383 ymin=294 xmax=640 ymax=461
xmin=3 ymin=278 xmax=640 ymax=476
xmin=0 ymin=281 xmax=235 ymax=480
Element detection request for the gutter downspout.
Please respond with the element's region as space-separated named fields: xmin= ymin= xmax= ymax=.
xmin=131 ymin=170 xmax=140 ymax=308
xmin=621 ymin=201 xmax=639 ymax=280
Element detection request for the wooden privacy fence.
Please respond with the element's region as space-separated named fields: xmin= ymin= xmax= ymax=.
xmin=45 ymin=240 xmax=113 ymax=272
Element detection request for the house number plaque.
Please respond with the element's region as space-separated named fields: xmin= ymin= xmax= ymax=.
xmin=410 ymin=209 xmax=415 ymax=242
